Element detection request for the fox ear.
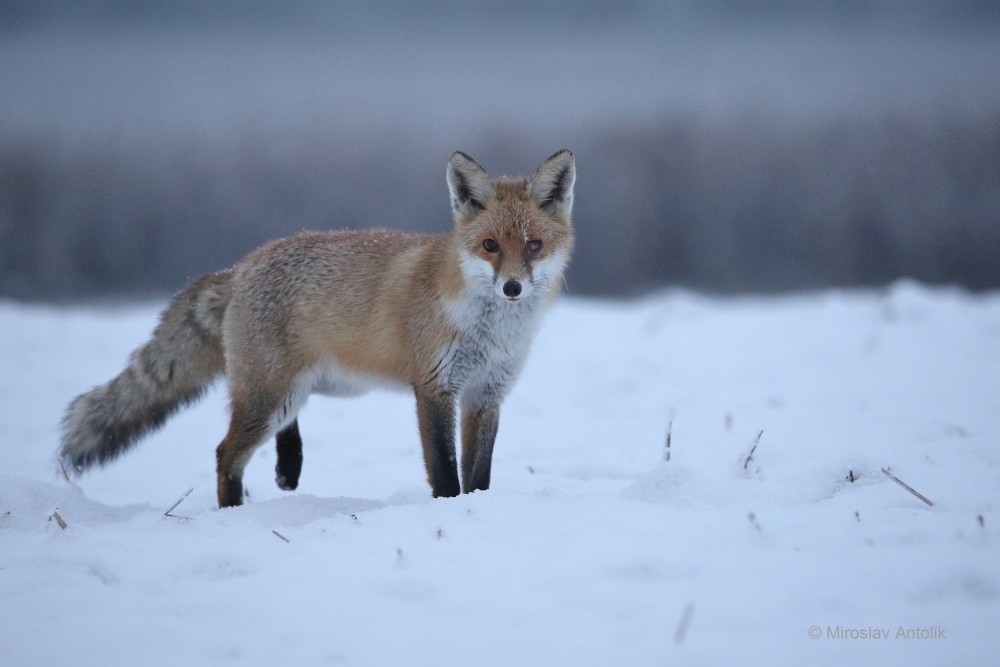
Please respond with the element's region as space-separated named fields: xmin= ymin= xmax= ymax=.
xmin=447 ymin=152 xmax=494 ymax=217
xmin=529 ymin=149 xmax=575 ymax=217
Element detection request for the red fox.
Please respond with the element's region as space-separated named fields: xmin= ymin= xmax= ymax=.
xmin=59 ymin=150 xmax=575 ymax=507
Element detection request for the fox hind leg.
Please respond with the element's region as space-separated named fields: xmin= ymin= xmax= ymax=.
xmin=275 ymin=419 xmax=303 ymax=491
xmin=216 ymin=386 xmax=302 ymax=508
xmin=216 ymin=422 xmax=267 ymax=508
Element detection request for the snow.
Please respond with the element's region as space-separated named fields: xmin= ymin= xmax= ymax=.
xmin=1 ymin=282 xmax=998 ymax=665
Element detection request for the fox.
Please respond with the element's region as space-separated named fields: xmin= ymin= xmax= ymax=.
xmin=58 ymin=150 xmax=575 ymax=508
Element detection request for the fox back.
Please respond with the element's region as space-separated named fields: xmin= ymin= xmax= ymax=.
xmin=59 ymin=150 xmax=575 ymax=507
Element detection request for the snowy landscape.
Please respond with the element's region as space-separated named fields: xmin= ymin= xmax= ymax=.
xmin=2 ymin=282 xmax=998 ymax=665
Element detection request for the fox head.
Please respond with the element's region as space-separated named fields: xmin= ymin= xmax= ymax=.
xmin=447 ymin=150 xmax=575 ymax=303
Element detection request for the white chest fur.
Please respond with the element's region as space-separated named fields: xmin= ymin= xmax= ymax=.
xmin=438 ymin=290 xmax=546 ymax=404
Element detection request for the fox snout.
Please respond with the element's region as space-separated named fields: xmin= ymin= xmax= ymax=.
xmin=497 ymin=273 xmax=538 ymax=301
xmin=502 ymin=279 xmax=522 ymax=299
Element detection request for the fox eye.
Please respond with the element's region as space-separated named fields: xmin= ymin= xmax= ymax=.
xmin=526 ymin=239 xmax=543 ymax=254
xmin=483 ymin=238 xmax=500 ymax=253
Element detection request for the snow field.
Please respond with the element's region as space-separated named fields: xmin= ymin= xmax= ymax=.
xmin=1 ymin=282 xmax=998 ymax=665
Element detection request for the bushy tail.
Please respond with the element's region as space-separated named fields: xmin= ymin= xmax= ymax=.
xmin=59 ymin=270 xmax=233 ymax=475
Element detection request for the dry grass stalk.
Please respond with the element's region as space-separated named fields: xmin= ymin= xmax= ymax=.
xmin=164 ymin=487 xmax=194 ymax=519
xmin=743 ymin=430 xmax=764 ymax=471
xmin=881 ymin=468 xmax=933 ymax=507
xmin=664 ymin=420 xmax=673 ymax=462
xmin=674 ymin=603 xmax=695 ymax=644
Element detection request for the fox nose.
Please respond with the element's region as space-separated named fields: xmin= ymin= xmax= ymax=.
xmin=502 ymin=279 xmax=522 ymax=298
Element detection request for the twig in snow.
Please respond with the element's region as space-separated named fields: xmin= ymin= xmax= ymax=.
xmin=978 ymin=515 xmax=985 ymax=528
xmin=674 ymin=603 xmax=695 ymax=644
xmin=272 ymin=530 xmax=290 ymax=543
xmin=164 ymin=487 xmax=194 ymax=519
xmin=58 ymin=460 xmax=71 ymax=483
xmin=854 ymin=511 xmax=861 ymax=522
xmin=743 ymin=431 xmax=764 ymax=471
xmin=881 ymin=468 xmax=933 ymax=507
xmin=50 ymin=511 xmax=68 ymax=530
xmin=663 ymin=420 xmax=673 ymax=462
xmin=436 ymin=527 xmax=444 ymax=540
xmin=847 ymin=470 xmax=856 ymax=483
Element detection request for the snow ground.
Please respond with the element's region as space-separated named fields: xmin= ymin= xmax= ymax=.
xmin=1 ymin=282 xmax=998 ymax=665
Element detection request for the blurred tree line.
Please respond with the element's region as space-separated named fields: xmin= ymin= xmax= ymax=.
xmin=2 ymin=1 xmax=999 ymax=299
xmin=3 ymin=110 xmax=998 ymax=300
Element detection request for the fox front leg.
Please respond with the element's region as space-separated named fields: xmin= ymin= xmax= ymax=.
xmin=460 ymin=403 xmax=500 ymax=493
xmin=414 ymin=388 xmax=461 ymax=498
xmin=275 ymin=419 xmax=303 ymax=491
